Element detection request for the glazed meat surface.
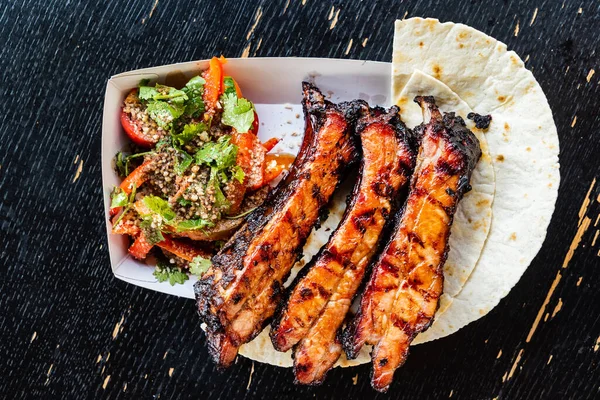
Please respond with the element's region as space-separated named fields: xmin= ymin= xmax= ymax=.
xmin=343 ymin=96 xmax=481 ymax=392
xmin=270 ymin=106 xmax=416 ymax=385
xmin=195 ymin=83 xmax=358 ymax=368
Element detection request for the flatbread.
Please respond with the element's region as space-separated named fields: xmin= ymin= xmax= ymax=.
xmin=392 ymin=18 xmax=559 ymax=343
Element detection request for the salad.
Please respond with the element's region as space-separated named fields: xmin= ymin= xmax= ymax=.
xmin=109 ymin=56 xmax=292 ymax=284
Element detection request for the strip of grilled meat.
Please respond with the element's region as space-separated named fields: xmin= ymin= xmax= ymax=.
xmin=270 ymin=106 xmax=416 ymax=385
xmin=195 ymin=83 xmax=359 ymax=368
xmin=342 ymin=96 xmax=481 ymax=392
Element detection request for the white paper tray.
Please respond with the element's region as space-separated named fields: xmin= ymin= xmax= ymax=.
xmin=102 ymin=57 xmax=391 ymax=298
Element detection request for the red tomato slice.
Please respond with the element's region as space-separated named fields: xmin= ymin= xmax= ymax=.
xmin=120 ymin=91 xmax=157 ymax=148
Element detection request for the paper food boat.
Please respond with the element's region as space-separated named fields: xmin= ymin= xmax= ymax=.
xmin=102 ymin=57 xmax=391 ymax=299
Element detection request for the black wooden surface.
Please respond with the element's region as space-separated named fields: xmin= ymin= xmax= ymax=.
xmin=1 ymin=0 xmax=599 ymax=399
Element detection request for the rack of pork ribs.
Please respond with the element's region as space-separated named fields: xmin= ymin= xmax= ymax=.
xmin=195 ymin=86 xmax=481 ymax=393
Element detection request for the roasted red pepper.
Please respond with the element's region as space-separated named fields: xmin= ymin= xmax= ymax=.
xmin=202 ymin=56 xmax=226 ymax=118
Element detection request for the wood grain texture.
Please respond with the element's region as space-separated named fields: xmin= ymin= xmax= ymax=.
xmin=0 ymin=0 xmax=599 ymax=399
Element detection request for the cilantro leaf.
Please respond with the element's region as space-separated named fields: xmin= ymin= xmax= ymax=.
xmin=115 ymin=152 xmax=128 ymax=177
xmin=142 ymin=195 xmax=176 ymax=221
xmin=140 ymin=84 xmax=188 ymax=130
xmin=175 ymin=218 xmax=215 ymax=232
xmin=139 ymin=217 xmax=165 ymax=245
xmin=172 ymin=122 xmax=208 ymax=146
xmin=185 ymin=75 xmax=206 ymax=91
xmin=138 ymin=85 xmax=160 ymax=101
xmin=220 ymin=93 xmax=255 ymax=133
xmin=174 ymin=150 xmax=193 ymax=176
xmin=139 ymin=84 xmax=187 ymax=102
xmin=153 ymin=265 xmax=189 ymax=285
xmin=178 ymin=198 xmax=192 ymax=206
xmin=110 ymin=189 xmax=129 ymax=208
xmin=146 ymin=101 xmax=185 ymax=130
xmin=210 ymin=167 xmax=228 ymax=209
xmin=182 ymin=76 xmax=206 ymax=118
xmin=189 ymin=256 xmax=212 ymax=276
xmin=223 ymin=76 xmax=237 ymax=96
xmin=232 ymin=165 xmax=245 ymax=184
xmin=195 ymin=135 xmax=238 ymax=170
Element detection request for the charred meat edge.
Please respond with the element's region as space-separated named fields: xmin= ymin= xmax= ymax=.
xmin=194 ymin=82 xmax=360 ymax=368
xmin=342 ymin=96 xmax=481 ymax=392
xmin=270 ymin=105 xmax=417 ymax=386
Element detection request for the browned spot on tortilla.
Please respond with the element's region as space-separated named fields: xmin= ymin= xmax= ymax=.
xmin=510 ymin=55 xmax=519 ymax=65
xmin=548 ymin=183 xmax=553 ymax=188
xmin=457 ymin=31 xmax=468 ymax=41
xmin=526 ymin=147 xmax=531 ymax=152
xmin=509 ymin=233 xmax=517 ymax=241
xmin=459 ymin=43 xmax=464 ymax=48
xmin=419 ymin=41 xmax=424 ymax=47
xmin=432 ymin=64 xmax=442 ymax=79
xmin=497 ymin=95 xmax=506 ymax=102
xmin=476 ymin=199 xmax=490 ymax=207
xmin=496 ymin=155 xmax=505 ymax=162
xmin=504 ymin=122 xmax=510 ymax=131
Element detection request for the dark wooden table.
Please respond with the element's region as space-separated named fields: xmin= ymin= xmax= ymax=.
xmin=1 ymin=1 xmax=599 ymax=399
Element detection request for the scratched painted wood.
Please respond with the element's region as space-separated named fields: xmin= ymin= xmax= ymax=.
xmin=0 ymin=0 xmax=599 ymax=399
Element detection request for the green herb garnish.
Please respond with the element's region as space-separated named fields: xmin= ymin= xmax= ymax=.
xmin=153 ymin=264 xmax=189 ymax=285
xmin=139 ymin=217 xmax=165 ymax=245
xmin=110 ymin=189 xmax=129 ymax=208
xmin=195 ymin=135 xmax=238 ymax=170
xmin=175 ymin=218 xmax=215 ymax=232
xmin=189 ymin=256 xmax=212 ymax=276
xmin=142 ymin=195 xmax=176 ymax=222
xmin=220 ymin=92 xmax=255 ymax=133
xmin=222 ymin=76 xmax=237 ymax=96
xmin=172 ymin=122 xmax=208 ymax=146
xmin=182 ymin=76 xmax=206 ymax=118
xmin=224 ymin=207 xmax=257 ymax=220
xmin=178 ymin=198 xmax=192 ymax=207
xmin=112 ymin=184 xmax=137 ymax=226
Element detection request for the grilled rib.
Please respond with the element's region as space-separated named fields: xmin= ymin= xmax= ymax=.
xmin=195 ymin=83 xmax=359 ymax=368
xmin=269 ymin=106 xmax=416 ymax=385
xmin=342 ymin=96 xmax=481 ymax=392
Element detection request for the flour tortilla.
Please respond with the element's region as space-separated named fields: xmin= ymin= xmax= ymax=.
xmin=392 ymin=18 xmax=559 ymax=343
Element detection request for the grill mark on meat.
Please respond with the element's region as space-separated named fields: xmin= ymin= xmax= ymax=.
xmin=270 ymin=106 xmax=416 ymax=385
xmin=342 ymin=96 xmax=481 ymax=392
xmin=194 ymin=83 xmax=359 ymax=367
